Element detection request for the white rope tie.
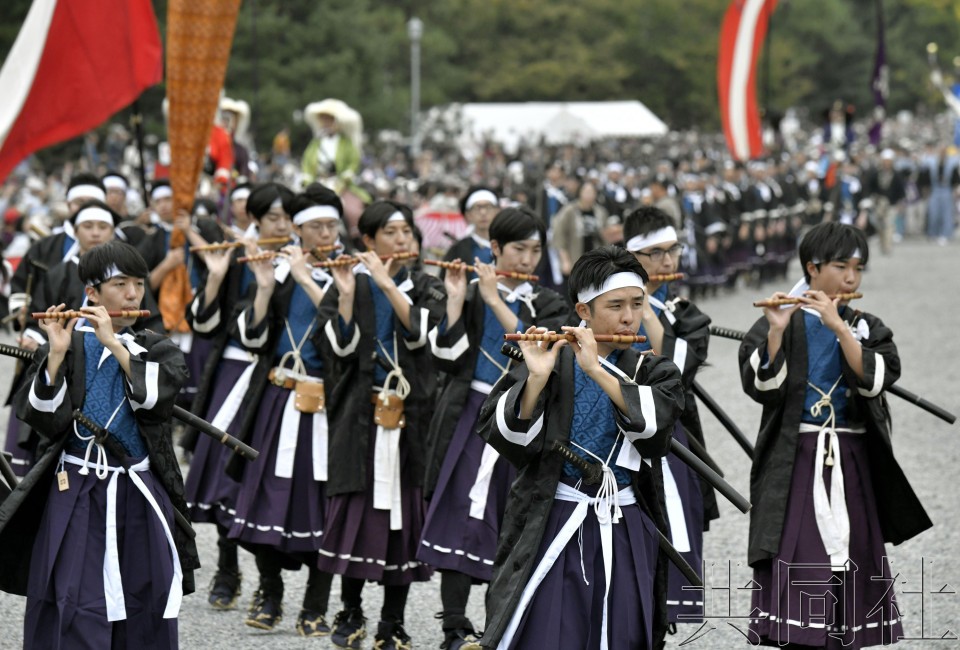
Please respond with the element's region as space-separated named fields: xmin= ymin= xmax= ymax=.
xmin=72 ymin=399 xmax=127 ymax=480
xmin=568 ymin=436 xmax=623 ymax=586
xmin=376 ymin=333 xmax=411 ymax=402
xmin=807 ymin=374 xmax=850 ymax=568
xmin=808 ymin=375 xmax=843 ymax=466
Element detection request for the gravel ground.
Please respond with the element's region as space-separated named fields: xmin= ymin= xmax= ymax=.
xmin=0 ymin=237 xmax=957 ymax=649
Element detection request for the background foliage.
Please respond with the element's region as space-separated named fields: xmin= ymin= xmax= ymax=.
xmin=1 ymin=0 xmax=959 ymax=154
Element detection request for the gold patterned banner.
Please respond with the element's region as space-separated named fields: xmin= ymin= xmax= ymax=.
xmin=166 ymin=0 xmax=242 ymax=212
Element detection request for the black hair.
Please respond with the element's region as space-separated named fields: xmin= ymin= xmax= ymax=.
xmin=68 ymin=173 xmax=105 ymax=192
xmin=149 ymin=178 xmax=170 ymax=191
xmin=298 ymin=183 xmax=344 ymax=218
xmin=622 ymin=206 xmax=675 ymax=242
xmin=78 ymin=241 xmax=149 ymax=286
xmin=245 ymin=182 xmax=294 ymax=220
xmin=799 ymin=222 xmax=869 ymax=282
xmin=489 ymin=206 xmax=546 ymax=254
xmin=568 ymin=245 xmax=648 ymax=306
xmin=358 ymin=200 xmax=413 ymax=239
xmin=69 ymin=199 xmax=120 ymax=227
xmin=459 ymin=185 xmax=499 ymax=215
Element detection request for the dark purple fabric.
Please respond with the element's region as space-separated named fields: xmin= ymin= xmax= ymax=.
xmin=177 ymin=336 xmax=215 ymax=408
xmin=317 ymin=420 xmax=433 ymax=585
xmin=183 ymin=358 xmax=249 ymax=528
xmin=4 ymin=409 xmax=33 ymax=477
xmin=418 ymin=389 xmax=515 ymax=581
xmin=504 ymin=479 xmax=660 ymax=650
xmin=24 ymin=458 xmax=178 ymax=649
xmin=228 ymin=383 xmax=326 ymax=554
xmin=749 ymin=431 xmax=904 ymax=648
xmin=664 ymin=423 xmax=704 ymax=623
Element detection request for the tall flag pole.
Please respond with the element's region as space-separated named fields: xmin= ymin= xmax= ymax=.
xmin=869 ymin=0 xmax=888 ymax=146
xmin=717 ymin=0 xmax=778 ymax=161
xmin=162 ymin=0 xmax=241 ymax=334
xmin=0 ymin=0 xmax=162 ymax=181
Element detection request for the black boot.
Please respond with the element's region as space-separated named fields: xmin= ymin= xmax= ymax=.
xmin=373 ymin=619 xmax=412 ymax=650
xmin=439 ymin=613 xmax=481 ymax=650
xmin=208 ymin=530 xmax=242 ymax=609
xmin=331 ymin=607 xmax=367 ymax=648
xmin=244 ymin=560 xmax=284 ymax=631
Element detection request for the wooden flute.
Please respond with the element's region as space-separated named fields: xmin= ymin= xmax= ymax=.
xmin=33 ymin=309 xmax=151 ymax=320
xmin=423 ymin=259 xmax=539 ymax=282
xmin=504 ymin=332 xmax=647 ymax=344
xmin=312 ymin=251 xmax=419 ymax=268
xmin=753 ymin=292 xmax=863 ymax=308
xmin=236 ymin=243 xmax=343 ymax=263
xmin=190 ymin=237 xmax=292 ymax=252
xmin=648 ymin=272 xmax=685 ymax=282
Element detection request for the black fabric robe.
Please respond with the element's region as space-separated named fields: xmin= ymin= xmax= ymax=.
xmin=423 ymin=281 xmax=570 ymax=495
xmin=738 ymin=307 xmax=932 ymax=566
xmin=0 ymin=330 xmax=199 ymax=596
xmin=317 ymin=269 xmax=446 ymax=496
xmin=477 ymin=347 xmax=685 ymax=649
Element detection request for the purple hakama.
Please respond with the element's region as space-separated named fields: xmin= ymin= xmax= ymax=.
xmin=3 ymin=410 xmax=32 ymax=477
xmin=502 ymin=479 xmax=660 ymax=650
xmin=25 ymin=456 xmax=179 ymax=650
xmin=663 ymin=423 xmax=704 ymax=623
xmin=418 ymin=389 xmax=515 ymax=582
xmin=228 ymin=382 xmax=327 ymax=556
xmin=317 ymin=420 xmax=433 ymax=585
xmin=749 ymin=431 xmax=904 ymax=648
xmin=183 ymin=357 xmax=251 ymax=529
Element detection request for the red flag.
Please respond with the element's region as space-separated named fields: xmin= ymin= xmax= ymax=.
xmin=0 ymin=0 xmax=162 ymax=181
xmin=717 ymin=0 xmax=777 ymax=161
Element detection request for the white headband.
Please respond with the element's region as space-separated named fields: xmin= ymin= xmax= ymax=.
xmin=387 ymin=211 xmax=407 ymax=223
xmin=811 ymin=249 xmax=862 ymax=265
xmin=625 ymin=226 xmax=678 ymax=252
xmin=465 ymin=190 xmax=498 ymax=210
xmin=67 ymin=185 xmax=106 ymax=203
xmin=85 ymin=264 xmax=128 ymax=287
xmin=294 ymin=205 xmax=341 ymax=225
xmin=102 ymin=176 xmax=127 ymax=192
xmin=74 ymin=207 xmax=114 ymax=226
xmin=577 ymin=271 xmax=646 ymax=305
xmin=151 ymin=185 xmax=173 ymax=200
xmin=523 ymin=231 xmax=541 ymax=242
xmin=231 ymin=187 xmax=251 ymax=201
xmin=270 ymin=197 xmax=283 ymax=209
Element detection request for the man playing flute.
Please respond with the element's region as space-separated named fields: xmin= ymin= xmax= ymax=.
xmin=740 ymin=222 xmax=931 ymax=648
xmin=418 ymin=206 xmax=570 ymax=649
xmin=0 ymin=241 xmax=198 ymax=649
xmin=476 ymin=245 xmax=685 ymax=649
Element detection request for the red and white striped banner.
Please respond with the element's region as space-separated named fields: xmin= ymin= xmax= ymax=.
xmin=0 ymin=0 xmax=162 ymax=181
xmin=717 ymin=0 xmax=777 ymax=161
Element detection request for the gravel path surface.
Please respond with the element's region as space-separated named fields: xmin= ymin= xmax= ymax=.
xmin=1 ymin=238 xmax=957 ymax=649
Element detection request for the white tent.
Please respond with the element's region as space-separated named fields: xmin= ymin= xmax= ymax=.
xmin=459 ymin=100 xmax=668 ymax=153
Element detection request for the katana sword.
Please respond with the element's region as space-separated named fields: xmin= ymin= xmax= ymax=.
xmin=550 ymin=440 xmax=704 ymax=588
xmin=72 ymin=410 xmax=195 ymax=539
xmin=501 ymin=344 xmax=752 ymax=514
xmin=709 ymin=325 xmax=957 ymax=426
xmin=0 ymin=342 xmax=259 ymax=461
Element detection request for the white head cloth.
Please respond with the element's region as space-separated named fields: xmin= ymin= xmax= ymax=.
xmin=577 ymin=271 xmax=646 ymax=305
xmin=294 ymin=205 xmax=341 ymax=225
xmin=150 ymin=185 xmax=173 ymax=201
xmin=74 ymin=207 xmax=114 ymax=226
xmin=465 ymin=190 xmax=498 ymax=210
xmin=625 ymin=226 xmax=678 ymax=252
xmin=67 ymin=185 xmax=106 ymax=203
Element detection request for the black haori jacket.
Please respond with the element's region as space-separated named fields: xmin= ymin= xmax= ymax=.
xmin=182 ymin=248 xmax=255 ymax=452
xmin=739 ymin=307 xmax=932 ymax=567
xmin=222 ymin=270 xmax=334 ymax=480
xmin=648 ymin=293 xmax=719 ymax=526
xmin=317 ymin=269 xmax=445 ymax=497
xmin=477 ymin=347 xmax=685 ymax=649
xmin=0 ymin=330 xmax=199 ymax=596
xmin=423 ymin=282 xmax=571 ymax=495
